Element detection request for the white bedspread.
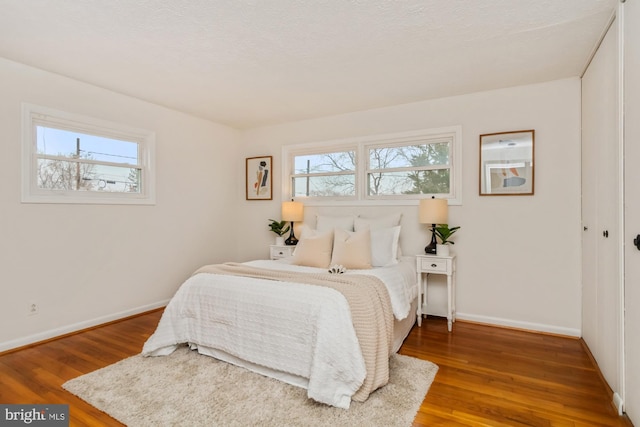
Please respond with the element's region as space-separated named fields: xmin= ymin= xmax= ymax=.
xmin=245 ymin=258 xmax=417 ymax=320
xmin=142 ymin=259 xmax=416 ymax=408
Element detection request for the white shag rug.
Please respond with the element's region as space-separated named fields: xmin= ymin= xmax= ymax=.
xmin=63 ymin=346 xmax=438 ymax=427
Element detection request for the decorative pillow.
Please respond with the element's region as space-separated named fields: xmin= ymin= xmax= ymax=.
xmin=330 ymin=228 xmax=372 ymax=269
xmin=354 ymin=213 xmax=402 ymax=231
xmin=316 ymin=215 xmax=355 ymax=232
xmin=291 ymin=229 xmax=333 ymax=268
xmin=370 ymin=226 xmax=401 ymax=267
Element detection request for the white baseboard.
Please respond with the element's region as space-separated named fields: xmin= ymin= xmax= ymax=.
xmin=0 ymin=300 xmax=169 ymax=353
xmin=613 ymin=392 xmax=624 ymax=416
xmin=455 ymin=312 xmax=582 ymax=337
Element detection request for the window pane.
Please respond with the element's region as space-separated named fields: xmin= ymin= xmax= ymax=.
xmin=293 ymin=174 xmax=355 ymax=197
xmin=294 ymin=151 xmax=355 ymax=174
xmin=36 ymin=126 xmax=139 ymax=166
xmin=368 ymin=170 xmax=450 ymax=195
xmin=369 ymin=143 xmax=449 ymax=170
xmin=37 ymin=159 xmax=141 ymax=193
xmin=89 ymin=165 xmax=141 ymax=193
xmin=37 ymin=159 xmax=85 ymax=190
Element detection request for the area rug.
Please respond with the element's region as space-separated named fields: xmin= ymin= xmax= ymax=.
xmin=63 ymin=347 xmax=438 ymax=427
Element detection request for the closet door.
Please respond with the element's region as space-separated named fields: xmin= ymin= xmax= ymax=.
xmin=581 ymin=15 xmax=622 ymax=399
xmin=624 ymin=0 xmax=640 ymax=423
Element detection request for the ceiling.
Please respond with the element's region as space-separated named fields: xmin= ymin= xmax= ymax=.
xmin=0 ymin=0 xmax=617 ymax=129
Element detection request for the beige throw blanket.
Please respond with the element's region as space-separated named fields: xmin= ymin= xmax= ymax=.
xmin=194 ymin=262 xmax=394 ymax=402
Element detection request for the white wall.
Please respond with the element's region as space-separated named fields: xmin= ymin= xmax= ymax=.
xmin=0 ymin=57 xmax=583 ymax=350
xmin=239 ymin=78 xmax=583 ymax=335
xmin=0 ymin=58 xmax=241 ymax=351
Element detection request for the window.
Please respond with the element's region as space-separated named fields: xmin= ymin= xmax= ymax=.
xmin=22 ymin=103 xmax=155 ymax=204
xmin=283 ymin=126 xmax=462 ymax=205
xmin=366 ymin=138 xmax=451 ymax=197
xmin=292 ymin=149 xmax=356 ymax=198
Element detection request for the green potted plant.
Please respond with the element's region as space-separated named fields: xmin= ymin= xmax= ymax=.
xmin=434 ymin=224 xmax=460 ymax=256
xmin=268 ymin=219 xmax=290 ymax=245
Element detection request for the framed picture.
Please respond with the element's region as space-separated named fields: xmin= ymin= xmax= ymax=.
xmin=246 ymin=156 xmax=272 ymax=200
xmin=479 ymin=130 xmax=535 ymax=196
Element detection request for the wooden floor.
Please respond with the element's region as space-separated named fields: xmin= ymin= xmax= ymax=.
xmin=0 ymin=310 xmax=632 ymax=427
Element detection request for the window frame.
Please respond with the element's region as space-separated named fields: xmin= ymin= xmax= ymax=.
xmin=364 ymin=135 xmax=454 ymax=200
xmin=288 ymin=144 xmax=359 ymax=201
xmin=282 ymin=126 xmax=462 ymax=206
xmin=21 ymin=103 xmax=156 ymax=205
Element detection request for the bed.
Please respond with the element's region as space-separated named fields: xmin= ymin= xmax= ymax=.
xmin=142 ymin=214 xmax=418 ymax=409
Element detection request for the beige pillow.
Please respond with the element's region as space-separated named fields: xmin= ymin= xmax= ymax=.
xmin=291 ymin=229 xmax=334 ymax=268
xmin=330 ymin=228 xmax=372 ymax=269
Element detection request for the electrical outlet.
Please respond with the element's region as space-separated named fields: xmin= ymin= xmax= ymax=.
xmin=28 ymin=301 xmax=39 ymax=316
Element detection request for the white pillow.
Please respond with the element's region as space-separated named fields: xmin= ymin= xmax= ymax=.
xmin=370 ymin=226 xmax=401 ymax=267
xmin=316 ymin=215 xmax=355 ymax=232
xmin=354 ymin=213 xmax=402 ymax=231
xmin=298 ymin=224 xmax=319 ymax=238
xmin=330 ymin=228 xmax=372 ymax=269
xmin=291 ymin=229 xmax=334 ymax=268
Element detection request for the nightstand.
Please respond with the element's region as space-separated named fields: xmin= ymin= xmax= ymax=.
xmin=416 ymin=254 xmax=457 ymax=332
xmin=269 ymin=245 xmax=295 ymax=260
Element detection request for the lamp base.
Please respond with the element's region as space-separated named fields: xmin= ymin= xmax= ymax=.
xmin=424 ymin=243 xmax=437 ymax=255
xmin=285 ymin=236 xmax=298 ymax=246
xmin=285 ymin=222 xmax=298 ymax=246
xmin=424 ymin=224 xmax=437 ymax=254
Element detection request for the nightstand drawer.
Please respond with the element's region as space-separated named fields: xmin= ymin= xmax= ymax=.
xmin=420 ymin=258 xmax=448 ymax=272
xmin=270 ymin=245 xmax=295 ymax=260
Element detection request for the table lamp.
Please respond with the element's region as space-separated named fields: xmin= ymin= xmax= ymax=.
xmin=419 ymin=196 xmax=448 ymax=254
xmin=282 ymin=200 xmax=304 ymax=245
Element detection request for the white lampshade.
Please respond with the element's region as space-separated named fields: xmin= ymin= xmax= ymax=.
xmin=282 ymin=201 xmax=304 ymax=222
xmin=419 ymin=198 xmax=448 ymax=225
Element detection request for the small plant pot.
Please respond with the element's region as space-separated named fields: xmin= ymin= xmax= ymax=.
xmin=436 ymin=244 xmax=450 ymax=256
xmin=275 ymin=236 xmax=285 ymax=246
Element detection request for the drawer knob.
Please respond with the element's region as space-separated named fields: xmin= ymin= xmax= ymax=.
xmin=431 ymin=263 xmax=437 ymax=267
xmin=278 ymin=251 xmax=284 ymax=255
